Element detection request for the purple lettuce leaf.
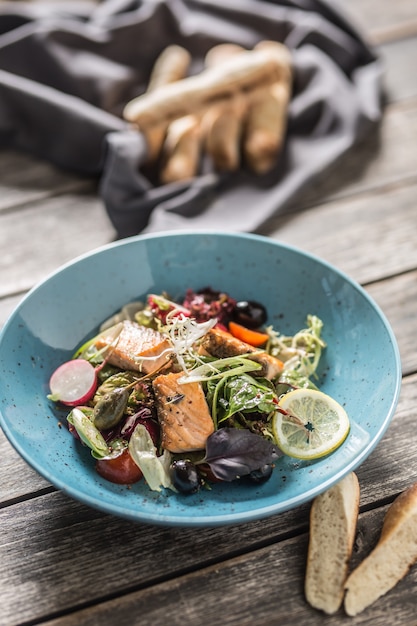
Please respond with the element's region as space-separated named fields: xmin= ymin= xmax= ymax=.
xmin=203 ymin=428 xmax=282 ymax=482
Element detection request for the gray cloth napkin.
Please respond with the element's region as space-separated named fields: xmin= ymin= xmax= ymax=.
xmin=0 ymin=0 xmax=383 ymax=237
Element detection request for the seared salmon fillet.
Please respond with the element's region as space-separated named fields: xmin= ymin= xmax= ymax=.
xmin=95 ymin=320 xmax=172 ymax=374
xmin=200 ymin=327 xmax=283 ymax=380
xmin=152 ymin=371 xmax=214 ymax=453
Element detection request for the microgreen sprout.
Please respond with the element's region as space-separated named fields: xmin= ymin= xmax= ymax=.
xmin=267 ymin=314 xmax=326 ymax=388
xmin=164 ymin=313 xmax=217 ymax=372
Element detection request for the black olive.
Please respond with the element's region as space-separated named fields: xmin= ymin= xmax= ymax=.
xmin=246 ymin=464 xmax=274 ymax=484
xmin=232 ymin=300 xmax=267 ymax=329
xmin=169 ymin=460 xmax=202 ymax=494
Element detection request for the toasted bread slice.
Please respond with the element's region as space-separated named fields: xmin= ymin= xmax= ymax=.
xmin=344 ymin=482 xmax=417 ymax=616
xmin=305 ymin=472 xmax=360 ymax=614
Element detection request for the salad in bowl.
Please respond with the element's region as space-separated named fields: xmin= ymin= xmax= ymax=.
xmin=48 ymin=286 xmax=349 ymax=495
xmin=0 ymin=232 xmax=401 ymax=526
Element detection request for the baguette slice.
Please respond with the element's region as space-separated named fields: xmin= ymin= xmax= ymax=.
xmin=305 ymin=472 xmax=360 ymax=614
xmin=344 ymin=481 xmax=417 ymax=616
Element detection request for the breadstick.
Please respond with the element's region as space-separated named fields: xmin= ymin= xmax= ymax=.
xmin=152 ymin=48 xmax=198 ymax=182
xmin=123 ymin=47 xmax=292 ymax=130
xmin=147 ymin=45 xmax=191 ymax=92
xmin=201 ymin=44 xmax=246 ymax=172
xmin=160 ymin=115 xmax=201 ymax=184
xmin=243 ymin=41 xmax=292 ymax=174
xmin=204 ymin=43 xmax=247 ymax=68
xmin=202 ymin=103 xmax=242 ymax=172
xmin=145 ymin=45 xmax=192 ymax=161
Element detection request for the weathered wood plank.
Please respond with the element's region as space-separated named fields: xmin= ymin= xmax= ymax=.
xmin=0 ymin=19 xmax=414 ymax=224
xmin=30 ymin=531 xmax=313 ymax=626
xmin=0 ymin=429 xmax=51 ymax=502
xmin=36 ymin=504 xmax=417 ymax=626
xmin=0 ymin=150 xmax=95 ymax=213
xmin=0 ymin=490 xmax=311 ymax=626
xmin=261 ymin=98 xmax=417 ymax=220
xmin=366 ymin=271 xmax=417 ymax=376
xmin=1 ymin=101 xmax=416 ymax=299
xmin=0 ymin=192 xmax=116 ymax=298
xmin=0 ymin=4 xmax=414 ymax=626
xmin=0 ymin=372 xmax=415 ymax=625
xmin=0 ymin=40 xmax=415 ymax=284
xmin=343 ymin=0 xmax=417 ymax=44
xmin=380 ymin=36 xmax=417 ymax=103
xmin=267 ymin=178 xmax=417 ymax=285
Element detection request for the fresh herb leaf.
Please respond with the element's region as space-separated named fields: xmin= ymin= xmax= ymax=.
xmin=93 ymin=371 xmax=139 ymax=403
xmin=267 ymin=314 xmax=326 ymax=387
xmin=129 ymin=424 xmax=176 ymax=492
xmin=67 ymin=408 xmax=110 ymax=458
xmin=209 ymin=374 xmax=278 ymax=424
xmin=202 ymin=428 xmax=282 ymax=482
xmin=73 ymin=322 xmax=123 ymax=363
xmin=178 ymin=355 xmax=261 ymax=384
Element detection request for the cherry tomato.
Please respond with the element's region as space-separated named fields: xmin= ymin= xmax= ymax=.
xmin=96 ymin=448 xmax=143 ymax=485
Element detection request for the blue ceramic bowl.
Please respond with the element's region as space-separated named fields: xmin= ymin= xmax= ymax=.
xmin=0 ymin=232 xmax=401 ymax=527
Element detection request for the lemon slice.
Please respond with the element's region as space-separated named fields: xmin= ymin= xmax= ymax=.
xmin=272 ymin=388 xmax=350 ymax=460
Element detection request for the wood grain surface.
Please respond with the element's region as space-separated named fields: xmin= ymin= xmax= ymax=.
xmin=1 ymin=2 xmax=416 ymax=625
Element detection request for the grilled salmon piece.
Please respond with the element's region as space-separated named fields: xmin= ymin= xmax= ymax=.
xmin=95 ymin=320 xmax=172 ymax=374
xmin=200 ymin=327 xmax=283 ymax=380
xmin=152 ymin=371 xmax=214 ymax=453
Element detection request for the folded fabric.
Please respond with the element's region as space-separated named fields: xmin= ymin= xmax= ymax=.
xmin=0 ymin=0 xmax=382 ymax=238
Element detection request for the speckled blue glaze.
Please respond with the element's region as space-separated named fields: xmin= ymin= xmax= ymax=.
xmin=0 ymin=232 xmax=401 ymax=527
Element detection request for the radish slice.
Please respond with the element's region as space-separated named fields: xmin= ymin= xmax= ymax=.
xmin=49 ymin=359 xmax=97 ymax=406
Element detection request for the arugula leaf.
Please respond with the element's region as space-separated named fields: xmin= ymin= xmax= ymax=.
xmin=203 ymin=428 xmax=282 ymax=482
xmin=178 ymin=355 xmax=261 ymax=384
xmin=207 ymin=373 xmax=278 ymax=424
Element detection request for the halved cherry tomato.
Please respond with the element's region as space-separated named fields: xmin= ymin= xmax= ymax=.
xmin=96 ymin=448 xmax=143 ymax=485
xmin=228 ymin=321 xmax=269 ymax=347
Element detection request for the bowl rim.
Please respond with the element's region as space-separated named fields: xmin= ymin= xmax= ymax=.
xmin=0 ymin=230 xmax=403 ymax=526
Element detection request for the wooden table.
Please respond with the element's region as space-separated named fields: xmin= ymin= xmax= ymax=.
xmin=1 ymin=1 xmax=417 ymax=624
